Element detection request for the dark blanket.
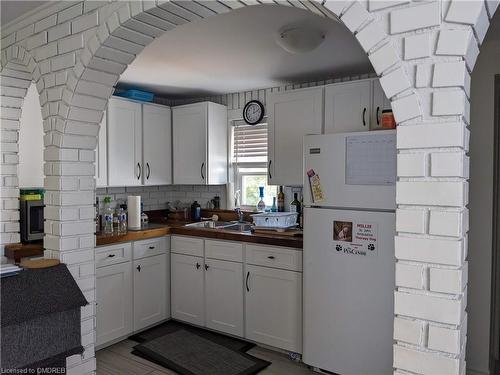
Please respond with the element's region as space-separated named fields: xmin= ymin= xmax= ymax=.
xmin=1 ymin=264 xmax=88 ymax=326
xmin=0 ymin=264 xmax=88 ymax=370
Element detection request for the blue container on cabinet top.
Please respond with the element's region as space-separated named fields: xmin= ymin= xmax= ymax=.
xmin=115 ymin=89 xmax=154 ymax=102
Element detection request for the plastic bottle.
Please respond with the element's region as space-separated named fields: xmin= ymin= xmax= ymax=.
xmin=256 ymin=186 xmax=266 ymax=211
xmin=118 ymin=206 xmax=127 ymax=233
xmin=103 ymin=196 xmax=113 ymax=234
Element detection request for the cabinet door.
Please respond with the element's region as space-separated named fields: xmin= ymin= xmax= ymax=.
xmin=143 ymin=104 xmax=172 ymax=185
xmin=268 ymin=87 xmax=323 ymax=186
xmin=133 ymin=254 xmax=167 ymax=331
xmin=107 ymin=98 xmax=142 ymax=186
xmin=172 ymin=103 xmax=207 ymax=184
xmin=95 ymin=110 xmax=107 ymax=187
xmin=324 ymin=80 xmax=372 ymax=134
xmin=371 ymin=79 xmax=392 ymax=130
xmin=205 ymin=259 xmax=243 ymax=337
xmin=171 ymin=253 xmax=205 ymax=326
xmin=96 ymin=262 xmax=133 ymax=347
xmin=245 ymin=265 xmax=302 ymax=353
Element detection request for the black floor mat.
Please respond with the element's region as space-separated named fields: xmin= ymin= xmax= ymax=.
xmin=129 ymin=320 xmax=255 ymax=352
xmin=132 ymin=329 xmax=271 ymax=375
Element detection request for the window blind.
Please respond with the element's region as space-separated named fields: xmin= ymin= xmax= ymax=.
xmin=232 ymin=119 xmax=268 ymax=163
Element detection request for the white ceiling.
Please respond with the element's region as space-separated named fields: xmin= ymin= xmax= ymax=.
xmin=118 ymin=4 xmax=373 ymax=98
xmin=1 ymin=1 xmax=50 ymax=27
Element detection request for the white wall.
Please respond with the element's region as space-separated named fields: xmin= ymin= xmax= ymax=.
xmin=468 ymin=37 xmax=500 ymax=375
xmin=18 ymin=83 xmax=44 ymax=188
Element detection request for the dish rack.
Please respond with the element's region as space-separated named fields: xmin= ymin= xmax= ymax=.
xmin=251 ymin=212 xmax=298 ymax=230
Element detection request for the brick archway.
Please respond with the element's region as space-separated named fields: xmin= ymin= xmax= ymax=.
xmin=1 ymin=1 xmax=499 ymax=374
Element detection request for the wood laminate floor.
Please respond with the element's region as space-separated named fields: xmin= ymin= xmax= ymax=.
xmin=96 ymin=339 xmax=316 ymax=375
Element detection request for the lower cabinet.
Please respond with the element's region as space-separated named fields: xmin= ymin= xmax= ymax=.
xmin=205 ymin=258 xmax=244 ymax=337
xmin=170 ymin=236 xmax=302 ymax=353
xmin=133 ymin=253 xmax=168 ymax=331
xmin=245 ymin=264 xmax=302 ymax=353
xmin=171 ymin=253 xmax=205 ymax=326
xmin=96 ymin=262 xmax=133 ymax=347
xmin=96 ymin=236 xmax=170 ymax=348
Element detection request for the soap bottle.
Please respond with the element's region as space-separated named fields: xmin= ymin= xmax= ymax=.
xmin=256 ymin=186 xmax=266 ymax=211
xmin=271 ymin=197 xmax=277 ymax=212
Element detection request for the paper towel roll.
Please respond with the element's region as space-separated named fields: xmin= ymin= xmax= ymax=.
xmin=127 ymin=196 xmax=141 ymax=229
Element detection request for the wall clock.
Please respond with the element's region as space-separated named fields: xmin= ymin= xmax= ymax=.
xmin=243 ymin=100 xmax=265 ymax=125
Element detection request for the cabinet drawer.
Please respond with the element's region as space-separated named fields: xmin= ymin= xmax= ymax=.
xmin=205 ymin=240 xmax=243 ymax=262
xmin=133 ymin=237 xmax=168 ymax=260
xmin=171 ymin=235 xmax=204 ymax=257
xmin=245 ymin=244 xmax=302 ymax=272
xmin=96 ymin=242 xmax=132 ymax=268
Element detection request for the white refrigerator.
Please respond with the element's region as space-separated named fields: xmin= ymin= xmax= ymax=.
xmin=302 ymin=130 xmax=396 ymax=375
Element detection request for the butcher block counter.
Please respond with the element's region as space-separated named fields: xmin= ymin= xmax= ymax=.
xmin=5 ymin=219 xmax=302 ymax=262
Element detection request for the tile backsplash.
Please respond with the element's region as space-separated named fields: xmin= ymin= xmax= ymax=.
xmin=96 ymin=185 xmax=227 ymax=212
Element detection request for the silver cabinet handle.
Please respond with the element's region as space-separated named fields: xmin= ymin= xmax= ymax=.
xmin=268 ymin=160 xmax=272 ymax=179
xmin=201 ymin=162 xmax=205 ymax=180
xmin=146 ymin=162 xmax=150 ymax=180
xmin=137 ymin=163 xmax=141 ymax=180
xmin=376 ymin=106 xmax=380 ymax=126
xmin=362 ymin=108 xmax=367 ymax=126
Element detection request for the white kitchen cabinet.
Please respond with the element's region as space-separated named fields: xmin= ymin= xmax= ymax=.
xmin=133 ymin=253 xmax=167 ymax=331
xmin=142 ymin=104 xmax=172 ymax=185
xmin=324 ymin=80 xmax=372 ymax=134
xmin=205 ymin=258 xmax=244 ymax=336
xmin=107 ymin=97 xmax=172 ymax=187
xmin=371 ymin=79 xmax=392 ymax=131
xmin=245 ymin=264 xmax=302 ymax=353
xmin=96 ymin=261 xmax=133 ymax=347
xmin=171 ymin=253 xmax=205 ymax=326
xmin=107 ymin=97 xmax=142 ymax=186
xmin=267 ymin=87 xmax=323 ymax=186
xmin=172 ymin=102 xmax=227 ymax=185
xmin=95 ymin=110 xmax=107 ymax=187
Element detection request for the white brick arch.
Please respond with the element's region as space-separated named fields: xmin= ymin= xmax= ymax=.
xmin=0 ymin=45 xmax=41 ymax=245
xmin=0 ymin=0 xmax=498 ymax=374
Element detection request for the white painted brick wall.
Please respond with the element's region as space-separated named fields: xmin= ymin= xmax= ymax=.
xmin=1 ymin=1 xmax=488 ymax=373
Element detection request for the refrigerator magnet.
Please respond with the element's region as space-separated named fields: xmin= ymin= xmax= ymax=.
xmin=307 ymin=169 xmax=325 ymax=203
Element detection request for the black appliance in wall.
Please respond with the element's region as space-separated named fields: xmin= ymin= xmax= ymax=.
xmin=20 ymin=197 xmax=44 ymax=243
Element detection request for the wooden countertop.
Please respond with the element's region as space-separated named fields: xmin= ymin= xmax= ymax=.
xmin=4 ymin=242 xmax=44 ymax=263
xmin=5 ymin=220 xmax=303 ymax=261
xmin=97 ymin=220 xmax=303 ymax=249
xmin=96 ymin=223 xmax=171 ymax=246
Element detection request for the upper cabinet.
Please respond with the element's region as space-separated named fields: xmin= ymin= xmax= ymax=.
xmin=108 ymin=98 xmax=143 ymax=186
xmin=371 ymin=79 xmax=392 ymax=131
xmin=172 ymin=102 xmax=227 ymax=185
xmin=324 ymin=79 xmax=391 ymax=133
xmin=267 ymin=87 xmax=323 ymax=186
xmin=142 ymin=104 xmax=172 ymax=185
xmin=324 ymin=80 xmax=372 ymax=134
xmin=95 ymin=111 xmax=107 ymax=188
xmin=106 ymin=97 xmax=172 ymax=187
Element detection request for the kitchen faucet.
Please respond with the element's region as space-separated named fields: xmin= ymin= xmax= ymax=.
xmin=234 ymin=208 xmax=244 ymax=223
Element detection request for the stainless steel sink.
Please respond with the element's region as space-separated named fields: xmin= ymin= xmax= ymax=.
xmin=185 ymin=221 xmax=233 ymax=229
xmin=184 ymin=221 xmax=253 ymax=233
xmin=222 ymin=223 xmax=253 ymax=233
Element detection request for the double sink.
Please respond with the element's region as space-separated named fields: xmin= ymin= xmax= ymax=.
xmin=185 ymin=221 xmax=253 ymax=233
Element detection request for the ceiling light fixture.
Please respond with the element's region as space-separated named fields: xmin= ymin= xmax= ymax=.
xmin=276 ymin=27 xmax=326 ymax=54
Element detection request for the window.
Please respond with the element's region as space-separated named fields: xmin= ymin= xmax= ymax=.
xmin=232 ymin=119 xmax=277 ymax=209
